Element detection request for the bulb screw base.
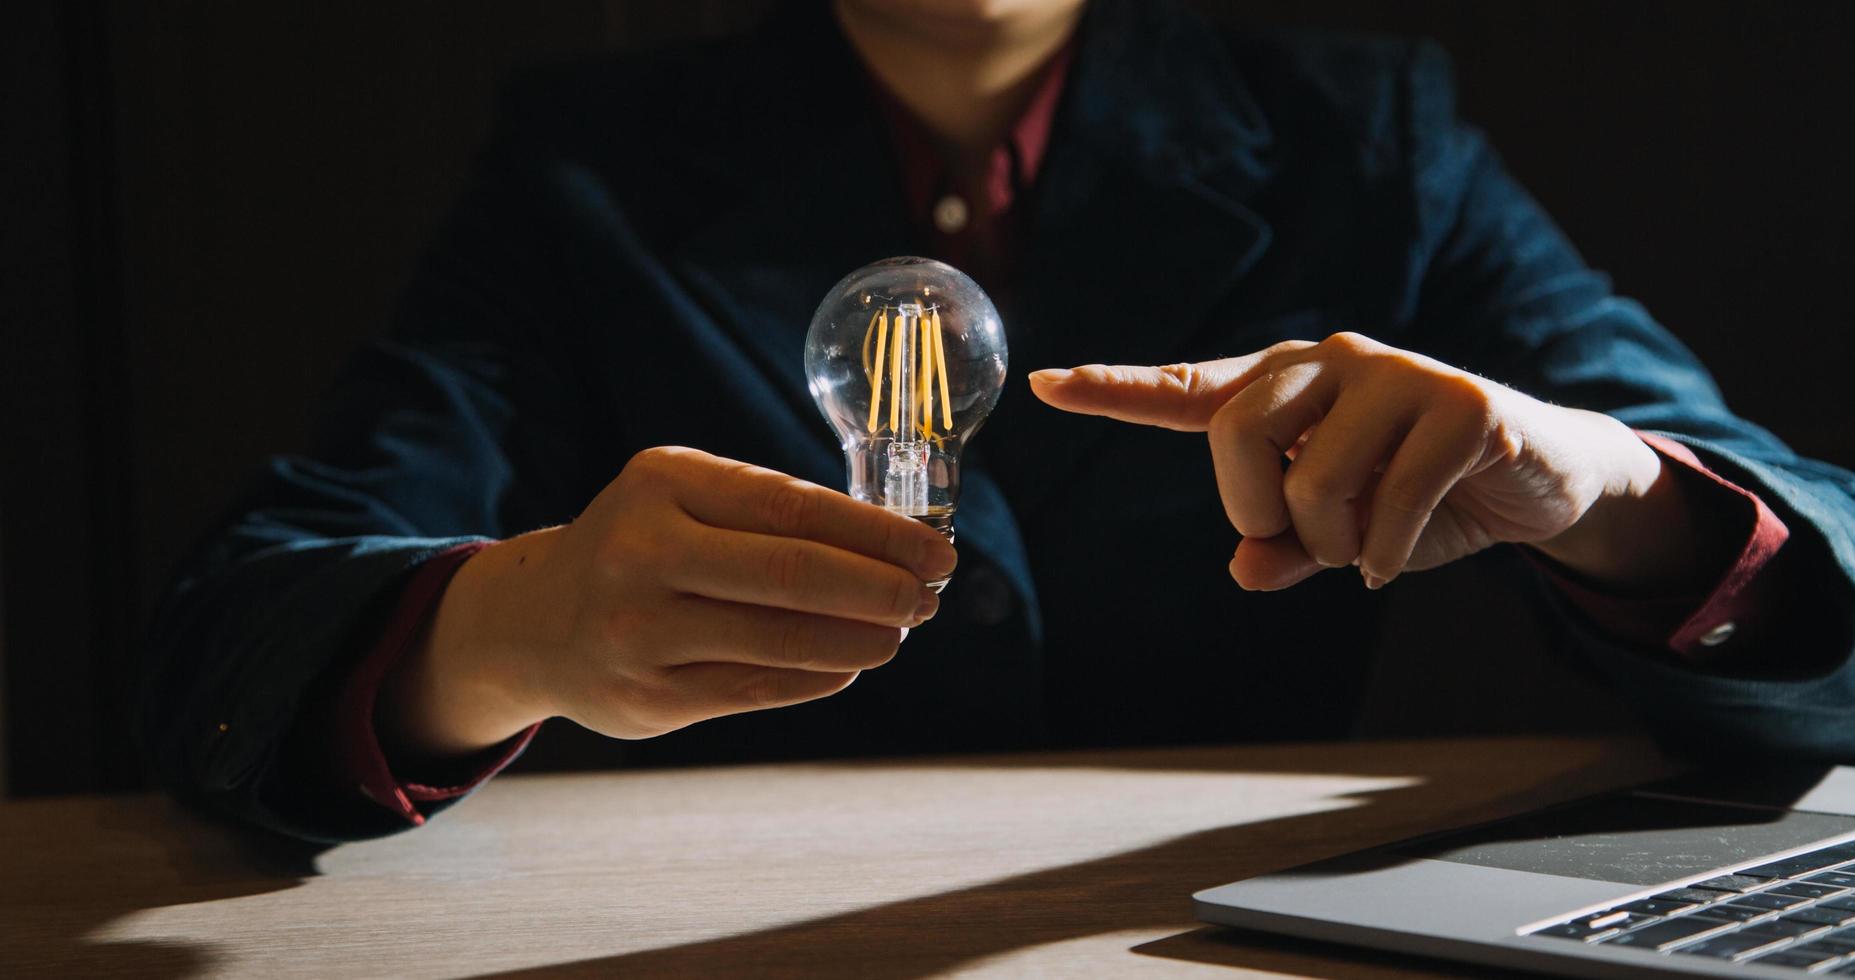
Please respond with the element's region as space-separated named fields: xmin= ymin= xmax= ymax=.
xmin=914 ymin=514 xmax=954 ymax=593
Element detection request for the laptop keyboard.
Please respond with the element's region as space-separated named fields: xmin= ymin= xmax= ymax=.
xmin=1529 ymin=840 xmax=1855 ymax=971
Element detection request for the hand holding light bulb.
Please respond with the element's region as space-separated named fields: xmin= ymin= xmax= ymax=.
xmin=379 ymin=448 xmax=957 ymax=763
xmin=805 ymin=257 xmax=1008 ymax=591
xmin=379 ymin=258 xmax=999 ymax=765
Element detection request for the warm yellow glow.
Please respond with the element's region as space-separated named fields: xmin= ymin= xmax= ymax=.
xmin=866 ymin=309 xmax=888 ymax=433
xmin=917 ymin=311 xmax=932 ymax=438
xmin=931 ymin=308 xmax=953 ymax=430
xmin=888 ymin=310 xmax=904 ymax=433
xmin=862 ymin=302 xmax=955 ymax=440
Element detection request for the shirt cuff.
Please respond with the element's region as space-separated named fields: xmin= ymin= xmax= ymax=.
xmin=334 ymin=540 xmax=540 ymax=826
xmin=1536 ymin=431 xmax=1790 ymax=661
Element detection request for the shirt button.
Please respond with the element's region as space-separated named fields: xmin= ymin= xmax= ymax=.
xmin=1698 ymin=622 xmax=1737 ymax=647
xmin=932 ymin=194 xmax=970 ymax=234
xmin=961 ymin=564 xmax=1015 ymax=627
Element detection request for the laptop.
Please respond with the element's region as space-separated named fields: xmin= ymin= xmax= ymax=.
xmin=1194 ymin=765 xmax=1855 ymax=977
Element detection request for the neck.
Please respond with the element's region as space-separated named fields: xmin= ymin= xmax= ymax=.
xmin=833 ymin=0 xmax=1084 ymax=165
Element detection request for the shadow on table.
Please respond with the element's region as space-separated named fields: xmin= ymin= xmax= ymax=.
xmin=473 ymin=737 xmax=1680 ymax=979
xmin=0 ymin=796 xmax=321 ymax=978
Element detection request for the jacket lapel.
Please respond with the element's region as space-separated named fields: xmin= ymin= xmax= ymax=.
xmin=986 ymin=0 xmax=1277 ymax=512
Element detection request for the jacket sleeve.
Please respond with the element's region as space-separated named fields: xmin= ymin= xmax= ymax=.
xmin=1399 ymin=43 xmax=1855 ymax=761
xmin=139 ymin=87 xmax=603 ymax=842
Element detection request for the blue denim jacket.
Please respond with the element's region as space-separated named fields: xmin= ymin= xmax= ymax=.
xmin=142 ymin=0 xmax=1855 ymax=842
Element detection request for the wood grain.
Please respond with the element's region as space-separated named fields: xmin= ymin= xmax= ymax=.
xmin=0 ymin=737 xmax=1670 ymax=978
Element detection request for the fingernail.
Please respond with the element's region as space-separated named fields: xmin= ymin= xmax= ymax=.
xmin=1362 ymin=571 xmax=1386 ymax=591
xmin=899 ymin=627 xmax=910 ymax=643
xmin=1029 ymin=368 xmax=1073 ymax=384
xmin=913 ymin=590 xmax=939 ymax=623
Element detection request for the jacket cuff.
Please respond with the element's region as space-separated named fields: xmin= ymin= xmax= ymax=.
xmin=334 ymin=540 xmax=539 ymax=825
xmin=1534 ymin=431 xmax=1789 ymax=662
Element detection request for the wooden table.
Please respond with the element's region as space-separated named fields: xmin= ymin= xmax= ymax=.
xmin=1 ymin=737 xmax=1672 ymax=978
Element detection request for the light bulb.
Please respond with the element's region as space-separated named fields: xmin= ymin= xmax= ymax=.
xmin=805 ymin=257 xmax=1007 ymax=590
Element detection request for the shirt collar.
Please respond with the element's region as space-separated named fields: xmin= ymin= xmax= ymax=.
xmin=866 ymin=37 xmax=1077 ymax=230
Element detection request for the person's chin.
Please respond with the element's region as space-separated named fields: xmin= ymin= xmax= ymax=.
xmin=841 ymin=0 xmax=1077 ymax=34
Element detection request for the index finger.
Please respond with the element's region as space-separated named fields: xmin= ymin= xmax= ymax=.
xmin=1027 ymin=341 xmax=1316 ymax=431
xmin=668 ymin=452 xmax=957 ymax=582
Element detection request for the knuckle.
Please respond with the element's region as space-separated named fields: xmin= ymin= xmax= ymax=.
xmin=1281 ymin=465 xmax=1341 ymax=509
xmin=776 ymin=618 xmax=817 ymax=667
xmin=626 ymin=446 xmax=666 ymax=471
xmin=1265 ymin=339 xmax=1316 ymax=360
xmin=761 ymin=481 xmax=814 ymax=536
xmin=1374 ymin=479 xmax=1435 ymax=518
xmin=742 ymin=672 xmax=789 ymax=709
xmin=1435 ymin=374 xmax=1497 ymax=423
xmin=767 ymin=542 xmax=812 ymax=593
xmin=623 ymin=446 xmax=690 ymax=492
xmin=1157 ymin=361 xmax=1201 ymax=396
xmin=878 ymin=514 xmax=913 ymax=564
xmin=890 ymin=573 xmax=920 ymax=619
xmin=1206 ymin=396 xmax=1253 ymax=439
xmin=1321 ymin=330 xmax=1377 ymax=355
xmin=627 ymin=445 xmax=677 ymax=473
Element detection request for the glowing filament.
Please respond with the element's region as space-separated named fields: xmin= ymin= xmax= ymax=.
xmin=888 ymin=309 xmax=904 ymax=433
xmin=862 ymin=301 xmax=954 ymax=439
xmin=931 ymin=308 xmax=953 ymax=430
xmin=917 ymin=311 xmax=932 ymax=437
xmin=865 ymin=309 xmax=887 ymax=432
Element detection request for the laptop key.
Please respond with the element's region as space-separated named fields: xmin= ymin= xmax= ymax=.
xmin=1736 ymin=892 xmax=1810 ymax=911
xmin=1810 ymin=872 xmax=1855 ymax=889
xmin=1599 ymin=916 xmax=1733 ymax=950
xmin=1695 ymin=874 xmax=1776 ymax=892
xmin=1772 ymin=882 xmax=1847 ymax=899
xmin=1745 ymin=846 xmax=1855 ymax=880
xmin=1693 ymin=903 xmax=1773 ymax=922
xmin=1656 ymin=887 xmax=1735 ymax=904
xmin=1617 ymin=898 xmax=1697 ymax=916
xmin=1782 ymin=941 xmax=1855 ymax=964
xmin=1822 ymin=897 xmax=1855 ymax=913
xmin=1818 ymin=928 xmax=1855 ymax=949
xmin=1533 ymin=922 xmax=1622 ymax=941
xmin=1744 ymin=917 xmax=1827 ymax=939
xmin=1674 ymin=932 xmax=1792 ymax=959
xmin=1743 ymin=861 xmax=1831 ymax=880
xmin=1533 ymin=911 xmax=1658 ymax=940
xmin=1754 ymin=948 xmax=1844 ymax=969
xmin=1785 ymin=907 xmax=1855 ymax=927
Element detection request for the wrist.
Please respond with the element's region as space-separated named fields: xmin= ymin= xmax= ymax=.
xmin=380 ymin=530 xmax=559 ymax=763
xmin=1529 ymin=416 xmax=1711 ymax=592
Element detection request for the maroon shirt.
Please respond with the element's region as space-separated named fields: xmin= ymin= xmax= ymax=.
xmin=337 ymin=49 xmax=1790 ymax=827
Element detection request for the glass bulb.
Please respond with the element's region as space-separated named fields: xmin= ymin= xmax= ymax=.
xmin=805 ymin=257 xmax=1007 ymax=590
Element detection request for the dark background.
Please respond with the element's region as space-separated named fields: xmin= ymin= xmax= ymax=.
xmin=4 ymin=0 xmax=1851 ymax=797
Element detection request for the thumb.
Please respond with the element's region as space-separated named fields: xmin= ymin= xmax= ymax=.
xmin=1028 ymin=355 xmax=1271 ymax=432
